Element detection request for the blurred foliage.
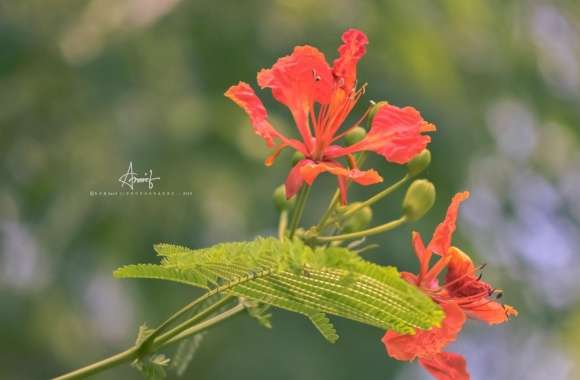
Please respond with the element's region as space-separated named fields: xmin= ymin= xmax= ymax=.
xmin=1 ymin=1 xmax=580 ymax=379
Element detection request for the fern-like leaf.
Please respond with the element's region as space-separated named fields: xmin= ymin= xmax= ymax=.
xmin=309 ymin=313 xmax=339 ymax=343
xmin=114 ymin=238 xmax=443 ymax=340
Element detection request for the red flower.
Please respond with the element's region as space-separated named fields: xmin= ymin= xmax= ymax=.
xmin=382 ymin=192 xmax=518 ymax=380
xmin=225 ymin=29 xmax=435 ymax=203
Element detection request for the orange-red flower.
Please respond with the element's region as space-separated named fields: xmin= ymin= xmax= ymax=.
xmin=382 ymin=192 xmax=518 ymax=380
xmin=225 ymin=29 xmax=435 ymax=203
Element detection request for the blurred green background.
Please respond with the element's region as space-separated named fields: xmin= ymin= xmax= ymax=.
xmin=1 ymin=1 xmax=580 ymax=379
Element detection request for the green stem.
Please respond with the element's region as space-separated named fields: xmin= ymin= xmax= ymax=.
xmin=158 ymin=302 xmax=246 ymax=347
xmin=53 ymin=301 xmax=245 ymax=380
xmin=278 ymin=210 xmax=288 ymax=241
xmin=315 ymin=152 xmax=368 ymax=232
xmin=138 ymin=291 xmax=225 ymax=350
xmin=341 ymin=174 xmax=409 ymax=219
xmin=316 ymin=190 xmax=340 ymax=231
xmin=288 ymin=185 xmax=310 ymax=239
xmin=316 ymin=216 xmax=407 ymax=242
xmin=152 ymin=297 xmax=234 ymax=348
xmin=53 ymin=348 xmax=138 ymax=380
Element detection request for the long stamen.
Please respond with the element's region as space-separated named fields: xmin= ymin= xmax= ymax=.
xmin=437 ymin=264 xmax=487 ymax=290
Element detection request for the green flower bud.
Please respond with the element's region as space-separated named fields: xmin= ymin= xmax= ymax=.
xmin=345 ymin=126 xmax=367 ymax=146
xmin=407 ymin=149 xmax=431 ymax=176
xmin=368 ymin=101 xmax=389 ymax=122
xmin=273 ymin=185 xmax=295 ymax=211
xmin=402 ymin=180 xmax=436 ymax=222
xmin=342 ymin=202 xmax=373 ymax=233
xmin=291 ymin=151 xmax=305 ymax=166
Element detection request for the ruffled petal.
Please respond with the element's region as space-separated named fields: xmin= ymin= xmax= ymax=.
xmin=428 ymin=192 xmax=470 ymax=255
xmin=340 ymin=103 xmax=436 ymax=164
xmin=257 ymin=46 xmax=333 ymax=150
xmin=419 ymin=352 xmax=470 ymax=380
xmin=225 ymin=82 xmax=282 ymax=148
xmin=382 ymin=302 xmax=466 ymax=361
xmin=332 ymin=28 xmax=369 ymax=92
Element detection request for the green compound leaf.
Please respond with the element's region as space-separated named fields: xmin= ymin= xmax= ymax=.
xmin=114 ymin=238 xmax=443 ymax=340
xmin=309 ymin=313 xmax=339 ymax=343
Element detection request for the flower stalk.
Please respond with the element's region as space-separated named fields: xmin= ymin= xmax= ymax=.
xmin=288 ymin=185 xmax=311 ymax=239
xmin=316 ymin=216 xmax=407 ymax=242
xmin=54 ymin=301 xmax=245 ymax=380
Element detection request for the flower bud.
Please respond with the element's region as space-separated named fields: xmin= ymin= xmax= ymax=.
xmin=292 ymin=151 xmax=305 ymax=166
xmin=344 ymin=126 xmax=367 ymax=146
xmin=368 ymin=101 xmax=389 ymax=122
xmin=341 ymin=202 xmax=373 ymax=233
xmin=402 ymin=180 xmax=436 ymax=222
xmin=407 ymin=149 xmax=431 ymax=176
xmin=273 ymin=185 xmax=295 ymax=211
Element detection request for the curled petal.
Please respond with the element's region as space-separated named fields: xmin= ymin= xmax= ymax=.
xmin=444 ymin=247 xmax=478 ymax=292
xmin=419 ymin=352 xmax=469 ymax=380
xmin=285 ymin=159 xmax=312 ymax=199
xmin=444 ymin=247 xmax=491 ymax=299
xmin=428 ymin=192 xmax=470 ymax=255
xmin=300 ymin=161 xmax=382 ymax=186
xmin=300 ymin=161 xmax=382 ymax=204
xmin=444 ymin=247 xmax=517 ymax=324
xmin=332 ymin=28 xmax=369 ymax=92
xmin=339 ymin=103 xmax=435 ymax=164
xmin=412 ymin=231 xmax=431 ymax=279
xmin=382 ymin=302 xmax=465 ymax=361
xmin=464 ymin=300 xmax=518 ymax=325
xmin=258 ymin=46 xmax=333 ymax=149
xmin=225 ymin=82 xmax=281 ymax=148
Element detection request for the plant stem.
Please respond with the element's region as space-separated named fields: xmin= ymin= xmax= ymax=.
xmin=158 ymin=302 xmax=246 ymax=347
xmin=316 ymin=216 xmax=407 ymax=242
xmin=151 ymin=296 xmax=234 ymax=348
xmin=316 ymin=190 xmax=340 ymax=231
xmin=278 ymin=210 xmax=288 ymax=241
xmin=53 ymin=301 xmax=245 ymax=380
xmin=53 ymin=347 xmax=138 ymax=380
xmin=315 ymin=152 xmax=368 ymax=232
xmin=288 ymin=185 xmax=310 ymax=239
xmin=341 ymin=174 xmax=409 ymax=219
xmin=139 ymin=291 xmax=225 ymax=350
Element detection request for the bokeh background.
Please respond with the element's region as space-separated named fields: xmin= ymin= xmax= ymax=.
xmin=2 ymin=1 xmax=580 ymax=379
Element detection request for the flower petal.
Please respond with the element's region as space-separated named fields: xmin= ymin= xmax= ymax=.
xmin=332 ymin=28 xmax=369 ymax=92
xmin=444 ymin=247 xmax=493 ymax=301
xmin=257 ymin=46 xmax=334 ymax=150
xmin=299 ymin=161 xmax=382 ymax=204
xmin=340 ymin=103 xmax=436 ymax=164
xmin=412 ymin=231 xmax=432 ymax=279
xmin=464 ymin=300 xmax=518 ymax=325
xmin=285 ymin=159 xmax=312 ymax=199
xmin=419 ymin=352 xmax=470 ymax=380
xmin=225 ymin=82 xmax=281 ymax=148
xmin=382 ymin=302 xmax=465 ymax=361
xmin=428 ymin=192 xmax=470 ymax=255
xmin=300 ymin=161 xmax=382 ymax=186
xmin=443 ymin=247 xmax=518 ymax=324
